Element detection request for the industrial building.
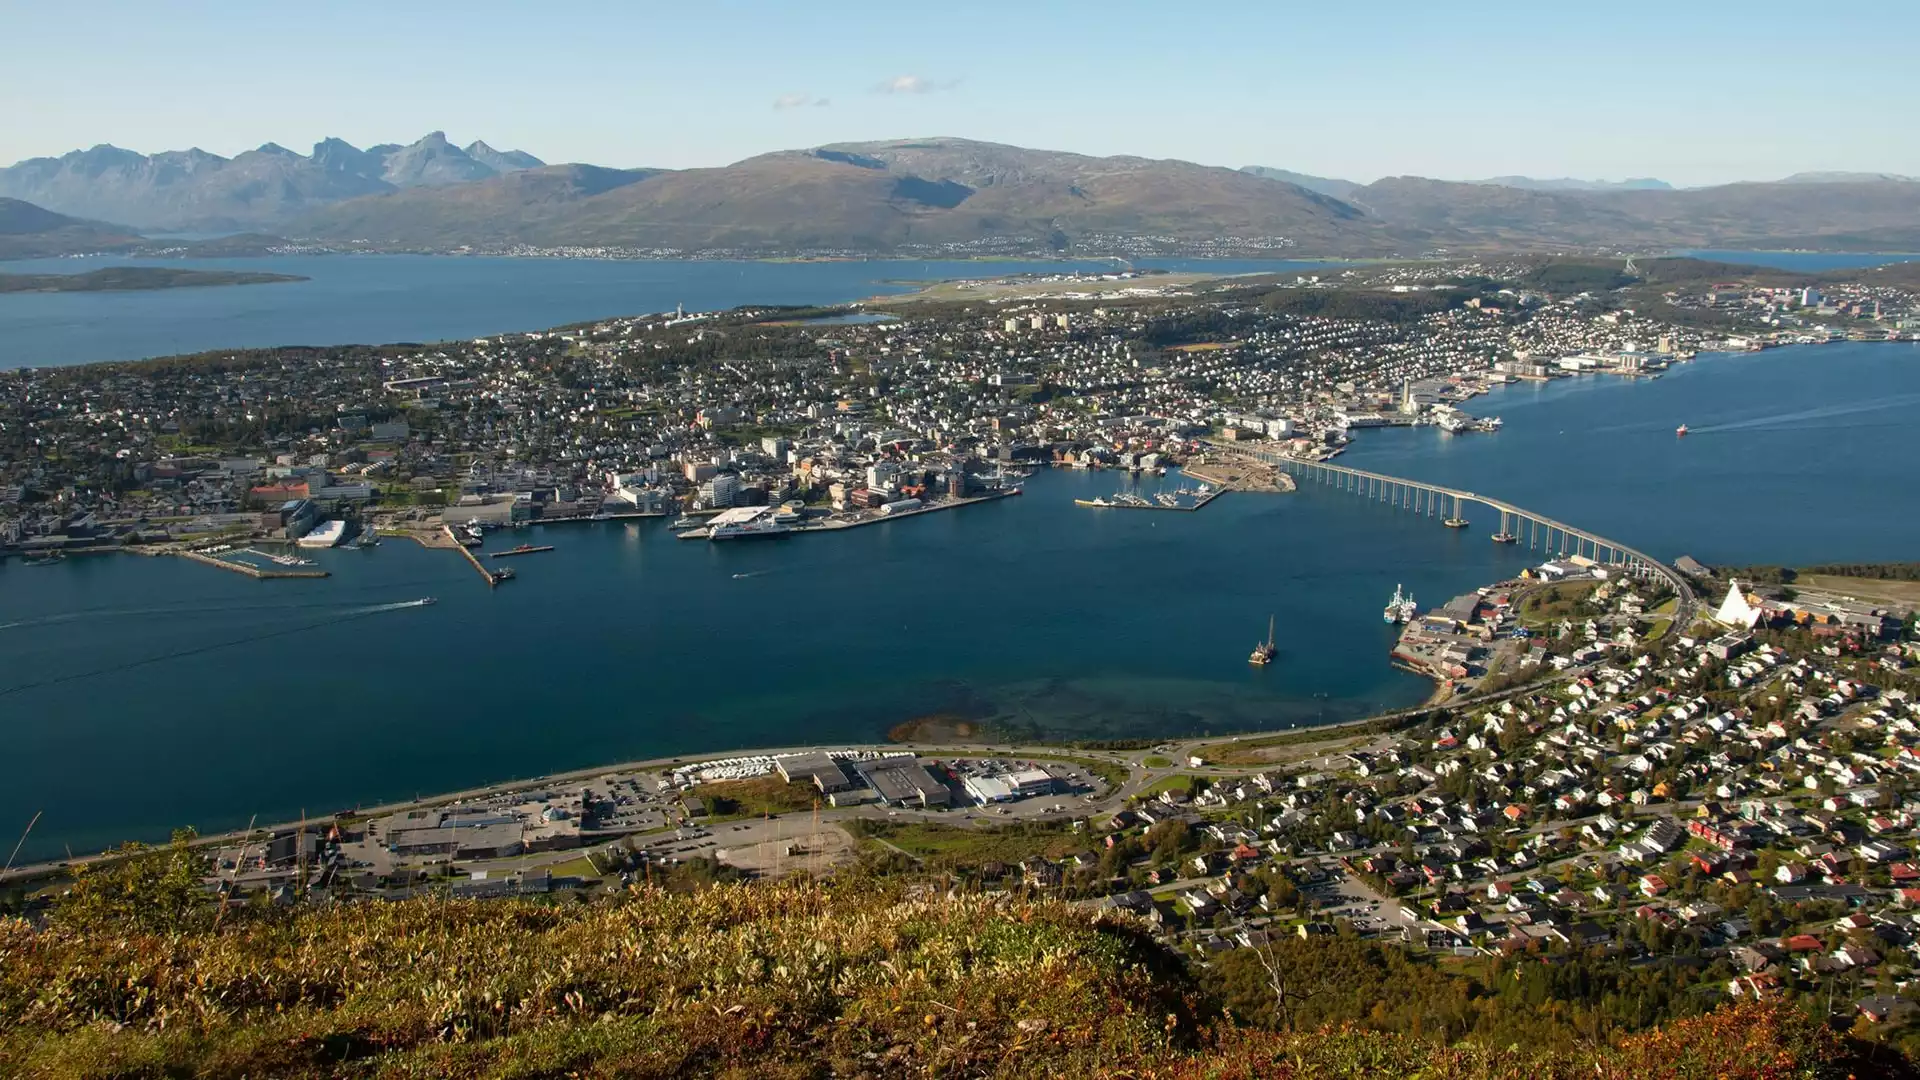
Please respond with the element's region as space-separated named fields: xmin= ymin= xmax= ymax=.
xmin=775 ymin=752 xmax=854 ymax=793
xmin=855 ymin=759 xmax=953 ymax=808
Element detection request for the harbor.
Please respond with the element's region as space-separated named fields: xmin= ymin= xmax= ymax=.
xmin=1073 ymin=483 xmax=1223 ymax=512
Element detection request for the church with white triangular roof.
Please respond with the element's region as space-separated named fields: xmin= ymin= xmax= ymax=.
xmin=1713 ymin=580 xmax=1763 ymax=629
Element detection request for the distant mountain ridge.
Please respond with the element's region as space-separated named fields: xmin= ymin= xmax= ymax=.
xmin=293 ymin=138 xmax=1920 ymax=255
xmin=0 ymin=196 xmax=141 ymax=259
xmin=7 ymin=131 xmax=1919 ymax=256
xmin=1236 ymin=166 xmax=1364 ymax=202
xmin=0 ymin=133 xmax=544 ymax=230
xmin=1475 ymin=176 xmax=1673 ymax=192
xmin=294 ymin=137 xmax=1390 ymax=254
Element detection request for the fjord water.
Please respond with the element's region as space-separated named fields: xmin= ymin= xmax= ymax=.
xmin=1337 ymin=341 xmax=1920 ymax=566
xmin=0 ymin=255 xmax=1325 ymax=369
xmin=3 ymin=468 xmax=1521 ymax=861
xmin=5 ymin=342 xmax=1917 ymax=861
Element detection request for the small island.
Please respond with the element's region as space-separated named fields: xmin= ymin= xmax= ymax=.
xmin=0 ymin=266 xmax=308 ymax=294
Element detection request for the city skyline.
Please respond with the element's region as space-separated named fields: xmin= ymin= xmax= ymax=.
xmin=3 ymin=0 xmax=1917 ymax=187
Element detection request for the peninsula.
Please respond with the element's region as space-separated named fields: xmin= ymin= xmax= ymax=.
xmin=0 ymin=266 xmax=308 ymax=293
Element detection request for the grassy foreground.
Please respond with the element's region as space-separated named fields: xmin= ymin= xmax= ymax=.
xmin=0 ymin=872 xmax=1862 ymax=1080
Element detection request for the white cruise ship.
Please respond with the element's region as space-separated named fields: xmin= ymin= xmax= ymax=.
xmin=297 ymin=520 xmax=349 ymax=548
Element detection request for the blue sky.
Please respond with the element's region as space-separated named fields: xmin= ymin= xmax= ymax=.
xmin=4 ymin=0 xmax=1916 ymax=186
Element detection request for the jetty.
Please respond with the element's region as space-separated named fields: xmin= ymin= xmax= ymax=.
xmin=445 ymin=526 xmax=512 ymax=586
xmin=488 ymin=545 xmax=554 ymax=558
xmin=1073 ymin=487 xmax=1224 ymax=512
xmin=175 ymin=548 xmax=328 ymax=580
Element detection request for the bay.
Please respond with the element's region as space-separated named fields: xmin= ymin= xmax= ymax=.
xmin=1336 ymin=341 xmax=1920 ymax=566
xmin=5 ymin=342 xmax=1915 ymax=863
xmin=3 ymin=467 xmax=1521 ymax=862
xmin=1678 ymin=249 xmax=1920 ymax=272
xmin=0 ymin=255 xmax=1325 ymax=370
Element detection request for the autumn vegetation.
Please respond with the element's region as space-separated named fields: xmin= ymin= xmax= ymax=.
xmin=0 ymin=834 xmax=1894 ymax=1079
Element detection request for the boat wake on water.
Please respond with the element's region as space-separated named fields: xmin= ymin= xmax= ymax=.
xmin=0 ymin=598 xmax=433 ymax=696
xmin=731 ymin=570 xmax=773 ymax=579
xmin=0 ymin=598 xmax=424 ymax=632
xmin=1683 ymin=394 xmax=1920 ymax=436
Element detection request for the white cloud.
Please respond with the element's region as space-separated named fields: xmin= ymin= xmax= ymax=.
xmin=772 ymin=93 xmax=830 ymax=110
xmin=874 ymin=74 xmax=956 ymax=95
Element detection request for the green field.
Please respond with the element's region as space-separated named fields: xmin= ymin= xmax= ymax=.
xmin=699 ymin=776 xmax=820 ymax=819
xmin=848 ymin=820 xmax=1085 ymax=866
xmin=1139 ymin=775 xmax=1197 ymax=798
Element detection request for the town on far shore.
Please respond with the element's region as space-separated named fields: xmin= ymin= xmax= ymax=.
xmin=3 ymin=256 xmax=1915 ymax=568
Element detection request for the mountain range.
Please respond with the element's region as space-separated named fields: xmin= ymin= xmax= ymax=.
xmin=4 ymin=133 xmax=1918 ymax=257
xmin=0 ymin=133 xmax=544 ymax=231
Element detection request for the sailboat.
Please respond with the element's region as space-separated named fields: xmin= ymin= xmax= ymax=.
xmin=1249 ymin=615 xmax=1277 ymax=665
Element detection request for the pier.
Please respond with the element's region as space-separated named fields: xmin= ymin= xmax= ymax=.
xmin=1257 ymin=452 xmax=1696 ymax=617
xmin=488 ymin=545 xmax=554 ymax=558
xmin=446 ymin=527 xmax=511 ymax=586
xmin=1073 ymin=487 xmax=1224 ymax=512
xmin=174 ymin=548 xmax=328 ymax=579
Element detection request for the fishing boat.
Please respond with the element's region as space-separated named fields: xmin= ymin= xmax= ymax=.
xmin=1249 ymin=615 xmax=1277 ymax=666
xmin=1675 ymin=424 xmax=1688 ymax=437
xmin=1383 ymin=585 xmax=1417 ymax=625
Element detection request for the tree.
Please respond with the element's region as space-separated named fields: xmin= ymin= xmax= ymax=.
xmin=55 ymin=828 xmax=211 ymax=933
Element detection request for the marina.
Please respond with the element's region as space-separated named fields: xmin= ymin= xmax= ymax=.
xmin=1073 ymin=483 xmax=1222 ymax=512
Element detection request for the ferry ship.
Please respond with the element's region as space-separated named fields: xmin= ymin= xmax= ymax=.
xmin=1383 ymin=584 xmax=1417 ymax=624
xmin=1249 ymin=615 xmax=1277 ymax=666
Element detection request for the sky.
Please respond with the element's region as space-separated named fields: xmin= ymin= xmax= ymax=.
xmin=3 ymin=0 xmax=1917 ymax=187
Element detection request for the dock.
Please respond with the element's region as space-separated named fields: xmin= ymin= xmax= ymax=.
xmin=488 ymin=545 xmax=554 ymax=558
xmin=175 ymin=548 xmax=329 ymax=580
xmin=446 ymin=527 xmax=511 ymax=586
xmin=1073 ymin=488 xmax=1224 ymax=512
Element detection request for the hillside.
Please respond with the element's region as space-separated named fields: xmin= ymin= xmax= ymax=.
xmin=12 ymin=132 xmax=1920 ymax=254
xmin=0 ymin=197 xmax=140 ymax=259
xmin=1239 ymin=165 xmax=1365 ymax=201
xmin=1340 ymin=175 xmax=1920 ymax=251
xmin=293 ymin=164 xmax=661 ymax=247
xmin=0 ymin=133 xmax=545 ymax=231
xmin=301 ymin=137 xmax=1397 ymax=255
xmin=0 ymin=863 xmax=1860 ymax=1079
